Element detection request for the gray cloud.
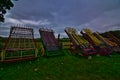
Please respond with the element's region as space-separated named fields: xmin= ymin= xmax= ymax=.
xmin=0 ymin=0 xmax=120 ymax=38
xmin=79 ymin=8 xmax=120 ymax=33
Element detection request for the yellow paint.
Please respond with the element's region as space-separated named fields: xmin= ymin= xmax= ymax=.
xmin=83 ymin=29 xmax=102 ymax=45
xmin=66 ymin=28 xmax=90 ymax=47
xmin=40 ymin=47 xmax=45 ymax=56
xmin=95 ymin=32 xmax=117 ymax=47
xmin=35 ymin=48 xmax=38 ymax=57
xmin=1 ymin=50 xmax=5 ymax=61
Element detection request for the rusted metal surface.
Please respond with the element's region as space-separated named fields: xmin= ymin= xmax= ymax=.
xmin=1 ymin=25 xmax=38 ymax=62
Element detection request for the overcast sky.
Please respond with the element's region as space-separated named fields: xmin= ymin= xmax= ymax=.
xmin=0 ymin=0 xmax=120 ymax=38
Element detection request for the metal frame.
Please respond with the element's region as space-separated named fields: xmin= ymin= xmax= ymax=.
xmin=1 ymin=26 xmax=38 ymax=62
xmin=81 ymin=28 xmax=113 ymax=56
xmin=65 ymin=27 xmax=96 ymax=56
xmin=39 ymin=27 xmax=64 ymax=57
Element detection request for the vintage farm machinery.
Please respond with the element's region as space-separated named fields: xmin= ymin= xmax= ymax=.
xmin=39 ymin=28 xmax=64 ymax=57
xmin=65 ymin=27 xmax=96 ymax=59
xmin=1 ymin=26 xmax=38 ymax=62
xmin=81 ymin=28 xmax=113 ymax=56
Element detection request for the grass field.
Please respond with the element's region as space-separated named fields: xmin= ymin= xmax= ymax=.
xmin=0 ymin=50 xmax=120 ymax=80
xmin=0 ymin=38 xmax=120 ymax=80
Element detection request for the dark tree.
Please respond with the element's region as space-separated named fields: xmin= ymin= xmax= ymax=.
xmin=0 ymin=0 xmax=14 ymax=22
xmin=100 ymin=30 xmax=120 ymax=38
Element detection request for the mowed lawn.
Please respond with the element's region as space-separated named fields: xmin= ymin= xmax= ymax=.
xmin=0 ymin=50 xmax=120 ymax=80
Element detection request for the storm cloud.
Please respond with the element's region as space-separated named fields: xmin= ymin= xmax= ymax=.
xmin=0 ymin=0 xmax=120 ymax=38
